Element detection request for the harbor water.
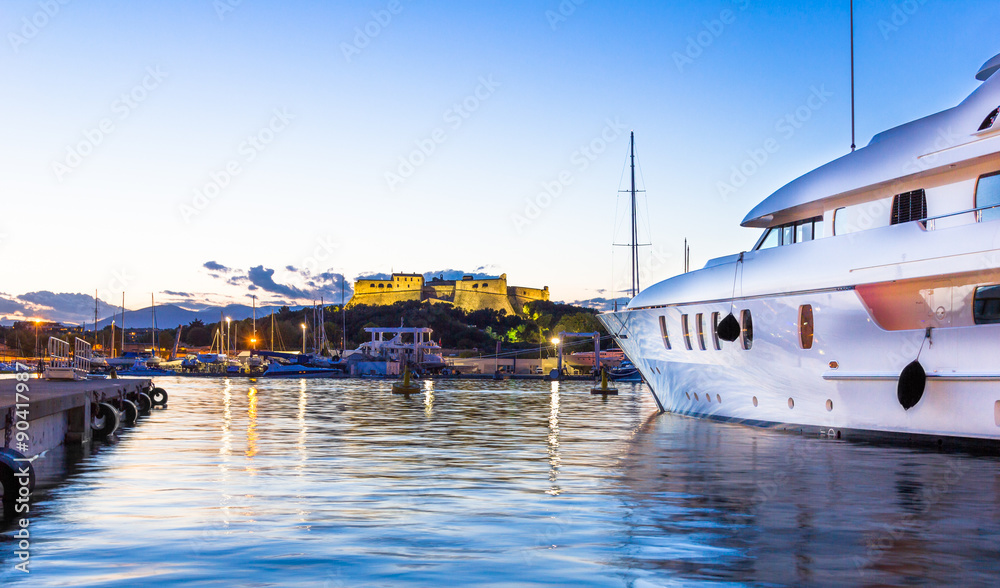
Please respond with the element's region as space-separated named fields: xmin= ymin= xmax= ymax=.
xmin=2 ymin=376 xmax=999 ymax=586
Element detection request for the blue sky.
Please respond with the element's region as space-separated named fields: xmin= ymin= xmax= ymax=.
xmin=1 ymin=0 xmax=997 ymax=321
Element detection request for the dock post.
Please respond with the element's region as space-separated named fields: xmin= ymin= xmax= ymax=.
xmin=66 ymin=393 xmax=92 ymax=444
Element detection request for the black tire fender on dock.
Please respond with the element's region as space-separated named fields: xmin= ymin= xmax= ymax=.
xmin=118 ymin=399 xmax=139 ymax=425
xmin=0 ymin=447 xmax=36 ymax=503
xmin=137 ymin=392 xmax=152 ymax=413
xmin=92 ymin=402 xmax=121 ymax=438
xmin=150 ymin=388 xmax=168 ymax=406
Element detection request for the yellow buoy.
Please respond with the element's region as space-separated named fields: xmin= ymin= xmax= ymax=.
xmin=392 ymin=364 xmax=422 ymax=394
xmin=591 ymin=366 xmax=618 ymax=395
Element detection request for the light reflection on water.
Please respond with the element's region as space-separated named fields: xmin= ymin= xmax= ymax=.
xmin=1 ymin=376 xmax=998 ymax=586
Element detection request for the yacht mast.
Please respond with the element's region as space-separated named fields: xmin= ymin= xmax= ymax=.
xmin=630 ymin=131 xmax=639 ymax=297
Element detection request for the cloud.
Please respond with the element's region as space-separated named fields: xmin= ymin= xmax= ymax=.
xmin=163 ymin=290 xmax=192 ymax=297
xmin=0 ymin=293 xmax=26 ymax=315
xmin=247 ymin=266 xmax=307 ymax=298
xmin=562 ymin=297 xmax=629 ymax=312
xmin=203 ymin=261 xmax=230 ymax=272
xmin=356 ymin=271 xmax=391 ymax=281
xmin=423 ymin=269 xmax=499 ymax=282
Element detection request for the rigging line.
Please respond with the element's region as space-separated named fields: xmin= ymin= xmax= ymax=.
xmin=728 ymin=253 xmax=744 ymax=314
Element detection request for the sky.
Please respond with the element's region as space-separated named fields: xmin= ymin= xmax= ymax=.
xmin=1 ymin=0 xmax=998 ymax=323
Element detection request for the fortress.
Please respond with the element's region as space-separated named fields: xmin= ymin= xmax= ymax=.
xmin=346 ymin=273 xmax=549 ymax=316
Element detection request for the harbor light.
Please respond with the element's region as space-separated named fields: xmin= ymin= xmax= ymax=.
xmin=301 ymin=323 xmax=307 ymax=354
xmin=551 ymin=337 xmax=560 ymax=346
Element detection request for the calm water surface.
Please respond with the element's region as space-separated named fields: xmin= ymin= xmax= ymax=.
xmin=2 ymin=376 xmax=999 ymax=586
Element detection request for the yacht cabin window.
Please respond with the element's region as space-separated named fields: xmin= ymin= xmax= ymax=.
xmin=754 ymin=217 xmax=823 ymax=250
xmin=979 ymin=107 xmax=999 ymax=132
xmin=710 ymin=312 xmax=722 ymax=350
xmin=976 ymin=171 xmax=1000 ymax=223
xmin=695 ymin=313 xmax=706 ymax=351
xmin=740 ymin=310 xmax=753 ymax=350
xmin=681 ymin=314 xmax=692 ymax=351
xmin=798 ymin=305 xmax=814 ymax=350
xmin=658 ymin=316 xmax=671 ymax=350
xmin=973 ymin=285 xmax=1000 ymax=324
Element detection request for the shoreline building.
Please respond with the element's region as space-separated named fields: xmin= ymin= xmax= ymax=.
xmin=347 ymin=273 xmax=549 ymax=316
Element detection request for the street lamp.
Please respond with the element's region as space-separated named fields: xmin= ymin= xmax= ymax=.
xmin=250 ymin=337 xmax=257 ymax=350
xmin=301 ymin=323 xmax=307 ymax=354
xmin=225 ymin=317 xmax=232 ymax=355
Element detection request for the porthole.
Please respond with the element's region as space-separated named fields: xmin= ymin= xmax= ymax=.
xmin=995 ymin=401 xmax=1000 ymax=427
xmin=685 ymin=392 xmax=690 ymax=400
xmin=799 ymin=305 xmax=814 ymax=350
xmin=694 ymin=393 xmax=700 ymax=401
xmin=752 ymin=396 xmax=758 ymax=407
xmin=716 ymin=394 xmax=721 ymax=403
xmin=705 ymin=394 xmax=711 ymax=403
xmin=741 ymin=309 xmax=753 ymax=350
xmin=826 ymin=399 xmax=833 ymax=412
xmin=788 ymin=398 xmax=795 ymax=409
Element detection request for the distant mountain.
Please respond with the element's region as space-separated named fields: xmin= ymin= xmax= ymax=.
xmin=95 ymin=303 xmax=308 ymax=329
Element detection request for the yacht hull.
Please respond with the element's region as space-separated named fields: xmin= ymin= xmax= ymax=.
xmin=599 ymin=288 xmax=1000 ymax=444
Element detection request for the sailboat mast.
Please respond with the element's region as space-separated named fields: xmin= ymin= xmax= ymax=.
xmin=121 ymin=293 xmax=125 ymax=355
xmin=630 ymin=131 xmax=639 ymax=298
xmin=341 ymin=279 xmax=346 ymax=353
xmin=94 ymin=289 xmax=99 ymax=348
xmin=151 ymin=293 xmax=155 ymax=356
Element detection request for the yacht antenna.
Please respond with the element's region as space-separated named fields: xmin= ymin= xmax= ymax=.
xmin=850 ymin=0 xmax=856 ymax=152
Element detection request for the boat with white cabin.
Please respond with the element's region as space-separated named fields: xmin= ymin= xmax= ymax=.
xmin=599 ymin=52 xmax=1000 ymax=446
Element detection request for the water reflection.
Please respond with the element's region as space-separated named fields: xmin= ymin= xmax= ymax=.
xmin=246 ymin=387 xmax=258 ymax=459
xmin=2 ymin=377 xmax=998 ymax=587
xmin=617 ymin=412 xmax=1000 ymax=585
xmin=547 ymin=381 xmax=561 ymax=496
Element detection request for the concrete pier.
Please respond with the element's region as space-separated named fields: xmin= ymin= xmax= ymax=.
xmin=0 ymin=377 xmax=153 ymax=454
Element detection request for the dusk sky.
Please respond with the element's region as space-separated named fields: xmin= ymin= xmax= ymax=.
xmin=2 ymin=0 xmax=997 ymax=322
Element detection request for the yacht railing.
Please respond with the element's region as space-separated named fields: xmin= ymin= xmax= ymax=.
xmin=922 ymin=202 xmax=1000 ymax=230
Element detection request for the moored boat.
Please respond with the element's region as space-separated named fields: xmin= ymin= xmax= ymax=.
xmin=599 ymin=52 xmax=1000 ymax=445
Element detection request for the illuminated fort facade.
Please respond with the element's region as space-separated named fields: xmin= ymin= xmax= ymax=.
xmin=346 ymin=273 xmax=549 ymax=315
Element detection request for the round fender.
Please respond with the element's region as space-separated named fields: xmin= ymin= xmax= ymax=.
xmin=716 ymin=313 xmax=741 ymax=343
xmin=897 ymin=360 xmax=926 ymax=410
xmin=150 ymin=388 xmax=168 ymax=406
xmin=118 ymin=399 xmax=139 ymax=425
xmin=92 ymin=402 xmax=121 ymax=438
xmin=136 ymin=392 xmax=152 ymax=413
xmin=0 ymin=448 xmax=35 ymax=502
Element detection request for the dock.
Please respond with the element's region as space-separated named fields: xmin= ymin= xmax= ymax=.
xmin=1 ymin=377 xmax=157 ymax=451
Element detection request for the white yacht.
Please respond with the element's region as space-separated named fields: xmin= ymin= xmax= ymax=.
xmin=599 ymin=52 xmax=1000 ymax=445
